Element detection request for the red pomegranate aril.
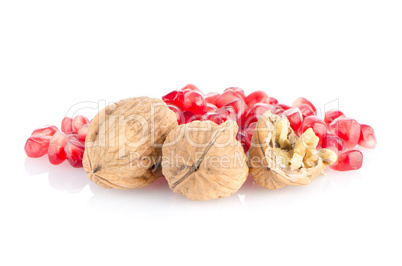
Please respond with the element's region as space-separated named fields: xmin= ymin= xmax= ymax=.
xmin=328 ymin=117 xmax=361 ymax=149
xmin=205 ymin=103 xmax=218 ymax=113
xmin=330 ymin=150 xmax=363 ymax=171
xmin=61 ymin=117 xmax=73 ymax=133
xmin=324 ymin=109 xmax=345 ymax=125
xmin=24 ymin=136 xmax=52 ymax=158
xmin=64 ymin=139 xmax=85 ymax=168
xmin=268 ymin=97 xmax=278 ymax=105
xmin=224 ymin=99 xmax=248 ymax=121
xmin=72 ymin=115 xmax=90 ymax=132
xmin=215 ymin=90 xmax=243 ymax=108
xmin=48 ymin=132 xmax=68 ymax=165
xmin=358 ymin=124 xmax=377 ymax=149
xmin=322 ymin=133 xmax=346 ymax=152
xmin=202 ymin=113 xmax=223 ymax=125
xmin=32 ymin=125 xmax=59 ymax=137
xmin=300 ymin=116 xmax=327 ymax=145
xmin=77 ymin=124 xmax=89 ymax=142
xmin=236 ymin=131 xmax=249 ymax=153
xmin=245 ymin=103 xmax=276 ymax=127
xmin=274 ymin=106 xmax=284 ymax=115
xmin=245 ymin=122 xmax=257 ymax=147
xmin=162 ymin=90 xmax=185 ymax=109
xmin=167 ymin=105 xmax=182 ymax=125
xmin=216 ymin=106 xmax=237 ymax=122
xmin=298 ymin=103 xmax=316 ymax=117
xmin=181 ymin=84 xmax=203 ymax=95
xmin=183 ymin=91 xmax=207 ymax=115
xmin=245 ymin=91 xmax=269 ymax=108
xmin=293 ymin=97 xmax=317 ymax=115
xmin=224 ymin=87 xmax=246 ymax=101
xmin=205 ymin=92 xmax=220 ymax=105
xmin=276 ymin=103 xmax=291 ymax=111
xmin=283 ymin=108 xmax=303 ymax=133
xmin=182 ymin=111 xmax=197 ymax=124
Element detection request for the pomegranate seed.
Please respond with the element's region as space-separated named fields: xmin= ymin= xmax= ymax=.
xmin=61 ymin=117 xmax=73 ymax=133
xmin=224 ymin=99 xmax=248 ymax=121
xmin=48 ymin=132 xmax=68 ymax=165
xmin=245 ymin=91 xmax=269 ymax=108
xmin=358 ymin=124 xmax=377 ymax=149
xmin=216 ymin=106 xmax=237 ymax=122
xmin=162 ymin=90 xmax=185 ymax=109
xmin=283 ymin=108 xmax=303 ymax=133
xmin=182 ymin=111 xmax=197 ymax=124
xmin=245 ymin=122 xmax=257 ymax=147
xmin=299 ymin=116 xmax=327 ymax=145
xmin=293 ymin=97 xmax=317 ymax=115
xmin=202 ymin=113 xmax=223 ymax=125
xmin=181 ymin=84 xmax=203 ymax=94
xmin=167 ymin=105 xmax=182 ymax=125
xmin=183 ymin=91 xmax=207 ymax=115
xmin=328 ymin=117 xmax=361 ymax=149
xmin=268 ymin=97 xmax=278 ymax=105
xmin=298 ymin=103 xmax=316 ymax=117
xmin=24 ymin=136 xmax=52 ymax=158
xmin=322 ymin=133 xmax=346 ymax=152
xmin=205 ymin=103 xmax=218 ymax=113
xmin=276 ymin=103 xmax=291 ymax=111
xmin=64 ymin=139 xmax=85 ymax=168
xmin=330 ymin=150 xmax=363 ymax=171
xmin=31 ymin=125 xmax=59 ymax=137
xmin=245 ymin=103 xmax=276 ymax=127
xmin=324 ymin=109 xmax=345 ymax=125
xmin=224 ymin=87 xmax=246 ymax=101
xmin=236 ymin=131 xmax=249 ymax=153
xmin=72 ymin=115 xmax=90 ymax=132
xmin=215 ymin=90 xmax=243 ymax=108
xmin=78 ymin=124 xmax=89 ymax=142
xmin=274 ymin=106 xmax=284 ymax=115
xmin=205 ymin=92 xmax=220 ymax=105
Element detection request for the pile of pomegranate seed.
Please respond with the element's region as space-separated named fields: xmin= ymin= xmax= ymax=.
xmin=24 ymin=115 xmax=90 ymax=168
xmin=162 ymin=84 xmax=377 ymax=171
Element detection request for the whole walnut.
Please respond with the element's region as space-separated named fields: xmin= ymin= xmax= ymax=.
xmin=248 ymin=111 xmax=337 ymax=190
xmin=162 ymin=120 xmax=249 ymax=201
xmin=83 ymin=97 xmax=178 ymax=189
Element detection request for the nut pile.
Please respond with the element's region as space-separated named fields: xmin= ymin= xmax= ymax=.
xmin=24 ymin=84 xmax=377 ymax=200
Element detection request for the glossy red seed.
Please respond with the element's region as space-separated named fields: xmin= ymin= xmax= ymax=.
xmin=274 ymin=106 xmax=284 ymax=115
xmin=245 ymin=103 xmax=276 ymax=127
xmin=322 ymin=133 xmax=345 ymax=152
xmin=64 ymin=139 xmax=85 ymax=168
xmin=358 ymin=124 xmax=377 ymax=149
xmin=324 ymin=109 xmax=345 ymax=125
xmin=224 ymin=87 xmax=246 ymax=101
xmin=167 ymin=105 xmax=182 ymax=125
xmin=205 ymin=103 xmax=218 ymax=113
xmin=283 ymin=108 xmax=303 ymax=133
xmin=215 ymin=90 xmax=243 ymax=108
xmin=293 ymin=97 xmax=317 ymax=115
xmin=183 ymin=91 xmax=207 ymax=115
xmin=72 ymin=115 xmax=90 ymax=132
xmin=181 ymin=84 xmax=203 ymax=94
xmin=245 ymin=91 xmax=269 ymax=108
xmin=202 ymin=113 xmax=223 ymax=125
xmin=24 ymin=136 xmax=52 ymax=158
xmin=205 ymin=92 xmax=220 ymax=105
xmin=245 ymin=122 xmax=257 ymax=147
xmin=182 ymin=111 xmax=197 ymax=124
xmin=31 ymin=125 xmax=59 ymax=137
xmin=61 ymin=117 xmax=73 ymax=133
xmin=224 ymin=99 xmax=248 ymax=122
xmin=276 ymin=103 xmax=291 ymax=111
xmin=328 ymin=117 xmax=361 ymax=149
xmin=268 ymin=97 xmax=278 ymax=105
xmin=162 ymin=90 xmax=185 ymax=109
xmin=48 ymin=132 xmax=68 ymax=165
xmin=330 ymin=150 xmax=363 ymax=171
xmin=77 ymin=124 xmax=89 ymax=142
xmin=298 ymin=103 xmax=316 ymax=117
xmin=299 ymin=116 xmax=327 ymax=145
xmin=216 ymin=106 xmax=237 ymax=122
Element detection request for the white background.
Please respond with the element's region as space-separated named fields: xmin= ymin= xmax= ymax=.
xmin=1 ymin=1 xmax=401 ymax=265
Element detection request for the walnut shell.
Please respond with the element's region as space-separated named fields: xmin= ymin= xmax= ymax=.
xmin=162 ymin=120 xmax=249 ymax=201
xmin=83 ymin=97 xmax=178 ymax=189
xmin=248 ymin=111 xmax=335 ymax=190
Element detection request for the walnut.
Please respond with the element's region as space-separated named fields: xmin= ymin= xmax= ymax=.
xmin=162 ymin=120 xmax=249 ymax=201
xmin=83 ymin=97 xmax=178 ymax=189
xmin=248 ymin=111 xmax=337 ymax=190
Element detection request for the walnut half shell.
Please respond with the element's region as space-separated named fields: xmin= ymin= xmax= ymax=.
xmin=83 ymin=97 xmax=178 ymax=189
xmin=162 ymin=120 xmax=249 ymax=201
xmin=248 ymin=111 xmax=337 ymax=190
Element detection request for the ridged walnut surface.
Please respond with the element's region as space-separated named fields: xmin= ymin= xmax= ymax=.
xmin=248 ymin=112 xmax=325 ymax=190
xmin=162 ymin=120 xmax=249 ymax=201
xmin=83 ymin=97 xmax=178 ymax=189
